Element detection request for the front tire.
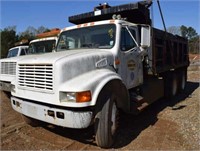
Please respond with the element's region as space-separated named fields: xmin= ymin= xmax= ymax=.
xmin=95 ymin=94 xmax=119 ymax=148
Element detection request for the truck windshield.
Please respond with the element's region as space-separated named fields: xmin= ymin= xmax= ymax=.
xmin=7 ymin=48 xmax=19 ymax=58
xmin=28 ymin=40 xmax=56 ymax=54
xmin=57 ymin=24 xmax=116 ymax=51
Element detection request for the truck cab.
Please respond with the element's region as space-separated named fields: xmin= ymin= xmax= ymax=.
xmin=7 ymin=46 xmax=29 ymax=58
xmin=56 ymin=20 xmax=149 ymax=89
xmin=28 ymin=37 xmax=57 ymax=54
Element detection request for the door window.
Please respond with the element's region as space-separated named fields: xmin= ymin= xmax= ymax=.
xmin=20 ymin=49 xmax=26 ymax=56
xmin=120 ymin=27 xmax=137 ymax=51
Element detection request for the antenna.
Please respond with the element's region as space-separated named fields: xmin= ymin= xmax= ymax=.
xmin=156 ymin=0 xmax=167 ymax=32
xmin=150 ymin=1 xmax=154 ymax=27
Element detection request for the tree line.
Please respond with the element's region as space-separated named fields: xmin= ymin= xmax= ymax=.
xmin=0 ymin=25 xmax=199 ymax=58
xmin=167 ymin=25 xmax=199 ymax=54
xmin=0 ymin=26 xmax=50 ymax=58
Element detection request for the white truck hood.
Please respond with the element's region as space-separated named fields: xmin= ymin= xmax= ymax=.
xmin=55 ymin=49 xmax=114 ymax=84
xmin=14 ymin=49 xmax=115 ymax=107
xmin=17 ymin=49 xmax=113 ymax=65
xmin=0 ymin=54 xmax=38 ymax=62
xmin=16 ymin=49 xmax=114 ymax=89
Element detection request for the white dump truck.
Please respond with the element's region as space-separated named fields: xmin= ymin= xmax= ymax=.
xmin=0 ymin=45 xmax=29 ymax=93
xmin=0 ymin=29 xmax=59 ymax=93
xmin=10 ymin=1 xmax=189 ymax=148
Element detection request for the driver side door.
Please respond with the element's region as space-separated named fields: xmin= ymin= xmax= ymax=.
xmin=118 ymin=26 xmax=143 ymax=89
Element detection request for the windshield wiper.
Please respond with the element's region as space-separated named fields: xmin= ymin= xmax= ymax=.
xmin=98 ymin=45 xmax=112 ymax=49
xmin=81 ymin=43 xmax=99 ymax=48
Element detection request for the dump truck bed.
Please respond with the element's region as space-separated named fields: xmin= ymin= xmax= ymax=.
xmin=150 ymin=28 xmax=189 ymax=74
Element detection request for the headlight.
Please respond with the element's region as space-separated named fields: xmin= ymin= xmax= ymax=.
xmin=11 ymin=84 xmax=16 ymax=93
xmin=66 ymin=92 xmax=76 ymax=102
xmin=60 ymin=91 xmax=91 ymax=103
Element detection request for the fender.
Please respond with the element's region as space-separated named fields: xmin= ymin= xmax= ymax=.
xmin=59 ymin=68 xmax=130 ymax=111
xmin=94 ymin=78 xmax=130 ymax=112
xmin=10 ymin=79 xmax=17 ymax=95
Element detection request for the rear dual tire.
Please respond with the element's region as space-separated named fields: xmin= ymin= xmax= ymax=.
xmin=164 ymin=69 xmax=187 ymax=98
xmin=178 ymin=70 xmax=187 ymax=91
xmin=164 ymin=72 xmax=178 ymax=98
xmin=171 ymin=73 xmax=178 ymax=96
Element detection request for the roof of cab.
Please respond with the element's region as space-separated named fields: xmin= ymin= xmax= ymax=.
xmin=30 ymin=37 xmax=58 ymax=44
xmin=8 ymin=45 xmax=29 ymax=51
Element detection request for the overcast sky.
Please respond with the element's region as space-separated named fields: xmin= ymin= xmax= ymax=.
xmin=1 ymin=0 xmax=200 ymax=34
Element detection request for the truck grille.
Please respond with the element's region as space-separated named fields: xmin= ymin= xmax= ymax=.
xmin=0 ymin=62 xmax=16 ymax=75
xmin=18 ymin=64 xmax=53 ymax=91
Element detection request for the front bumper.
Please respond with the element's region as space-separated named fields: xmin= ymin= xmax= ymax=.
xmin=11 ymin=97 xmax=93 ymax=129
xmin=0 ymin=81 xmax=11 ymax=92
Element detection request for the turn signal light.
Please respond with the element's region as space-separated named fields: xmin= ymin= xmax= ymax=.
xmin=76 ymin=91 xmax=91 ymax=103
xmin=115 ymin=59 xmax=120 ymax=65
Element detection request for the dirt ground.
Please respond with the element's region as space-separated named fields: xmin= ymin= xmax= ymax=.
xmin=0 ymin=63 xmax=199 ymax=150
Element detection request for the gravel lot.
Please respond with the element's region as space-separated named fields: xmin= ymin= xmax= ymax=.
xmin=0 ymin=63 xmax=199 ymax=150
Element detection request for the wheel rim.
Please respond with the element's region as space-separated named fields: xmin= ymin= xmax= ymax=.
xmin=172 ymin=77 xmax=177 ymax=96
xmin=181 ymin=73 xmax=186 ymax=90
xmin=111 ymin=102 xmax=117 ymax=135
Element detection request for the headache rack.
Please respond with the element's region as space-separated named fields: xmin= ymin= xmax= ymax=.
xmin=69 ymin=1 xmax=152 ymax=25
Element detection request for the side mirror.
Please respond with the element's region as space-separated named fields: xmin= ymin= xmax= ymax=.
xmin=141 ymin=25 xmax=151 ymax=49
